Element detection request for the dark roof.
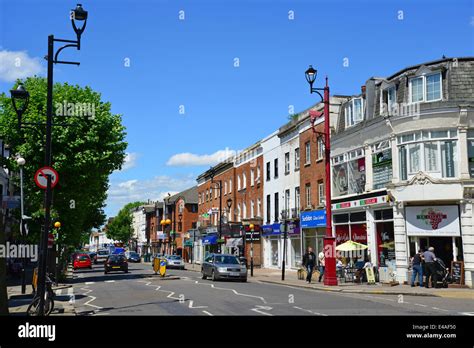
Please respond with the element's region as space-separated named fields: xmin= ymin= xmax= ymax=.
xmin=166 ymin=186 xmax=198 ymax=205
xmin=385 ymin=56 xmax=474 ymax=81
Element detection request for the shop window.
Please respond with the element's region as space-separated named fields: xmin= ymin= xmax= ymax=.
xmin=334 ymin=213 xmax=349 ymax=224
xmin=372 ymin=145 xmax=392 ymax=189
xmin=350 ymin=211 xmax=366 ymax=222
xmin=374 ymin=209 xmax=393 ymax=220
xmin=376 ymin=221 xmax=395 ymax=266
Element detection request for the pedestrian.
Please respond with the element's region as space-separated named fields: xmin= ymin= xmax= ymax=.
xmin=318 ymin=250 xmax=325 ymax=282
xmin=302 ymin=247 xmax=317 ymax=283
xmin=410 ymin=249 xmax=424 ymax=287
xmin=423 ymin=247 xmax=438 ymax=288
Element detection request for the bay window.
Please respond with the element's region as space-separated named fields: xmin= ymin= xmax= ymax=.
xmin=345 ymin=97 xmax=364 ymax=128
xmin=398 ymin=129 xmax=458 ymax=180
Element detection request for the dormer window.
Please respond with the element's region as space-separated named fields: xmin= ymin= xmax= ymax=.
xmin=380 ymin=85 xmax=397 ymax=115
xmin=409 ymin=71 xmax=442 ymax=103
xmin=345 ymin=98 xmax=364 ymax=128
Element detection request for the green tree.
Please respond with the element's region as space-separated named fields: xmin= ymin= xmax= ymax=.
xmin=0 ymin=77 xmax=127 ymax=313
xmin=106 ymin=201 xmax=145 ymax=243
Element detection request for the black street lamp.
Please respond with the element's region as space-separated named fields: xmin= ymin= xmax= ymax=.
xmin=10 ymin=84 xmax=29 ymax=130
xmin=281 ymin=210 xmax=288 ymax=281
xmin=26 ymin=3 xmax=88 ymax=316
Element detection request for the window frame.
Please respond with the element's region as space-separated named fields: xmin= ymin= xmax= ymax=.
xmin=318 ymin=181 xmax=325 ymax=206
xmin=305 ymin=183 xmax=311 ymax=209
xmin=408 ymin=71 xmax=443 ymax=104
xmin=284 ymin=152 xmax=290 ymax=175
xmin=295 ymin=147 xmax=300 ymax=170
xmin=305 ymin=141 xmax=311 ymax=165
xmin=345 ymin=97 xmax=364 ymax=128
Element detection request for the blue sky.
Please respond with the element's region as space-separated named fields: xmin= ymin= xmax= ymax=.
xmin=1 ymin=0 xmax=473 ymax=217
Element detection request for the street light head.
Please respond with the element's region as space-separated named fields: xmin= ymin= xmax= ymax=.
xmin=10 ymin=84 xmax=30 ymax=129
xmin=249 ymin=223 xmax=254 ymax=230
xmin=160 ymin=219 xmax=166 ymax=225
xmin=54 ymin=221 xmax=61 ymax=228
xmin=72 ymin=4 xmax=88 ymax=21
xmin=16 ymin=157 xmax=26 ymax=166
xmin=305 ymin=65 xmax=317 ymax=89
xmin=71 ymin=3 xmax=88 ymax=47
xmin=165 ymin=219 xmax=171 ymax=225
xmin=226 ymin=198 xmax=232 ymax=209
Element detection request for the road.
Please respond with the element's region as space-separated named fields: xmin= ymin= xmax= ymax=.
xmin=66 ymin=262 xmax=474 ymax=316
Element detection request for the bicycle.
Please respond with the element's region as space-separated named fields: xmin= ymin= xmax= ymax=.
xmin=27 ymin=273 xmax=56 ymax=316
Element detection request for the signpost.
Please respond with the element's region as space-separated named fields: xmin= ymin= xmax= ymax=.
xmin=34 ymin=166 xmax=59 ymax=189
xmin=450 ymin=261 xmax=464 ymax=286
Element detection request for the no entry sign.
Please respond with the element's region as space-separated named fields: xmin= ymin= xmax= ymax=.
xmin=34 ymin=166 xmax=59 ymax=189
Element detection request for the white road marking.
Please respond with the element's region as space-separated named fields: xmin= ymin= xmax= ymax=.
xmin=292 ymin=306 xmax=328 ymax=316
xmin=56 ymin=289 xmax=62 ymax=295
xmin=80 ymin=286 xmax=103 ymax=309
xmin=188 ymin=300 xmax=207 ymax=309
xmin=431 ymin=307 xmax=449 ymax=312
xmin=460 ymin=312 xmax=474 ymax=316
xmin=67 ymin=287 xmax=74 ymax=296
xmin=202 ymin=310 xmax=214 ymax=316
xmin=85 ymin=282 xmax=95 ymax=285
xmin=414 ymin=303 xmax=427 ymax=307
xmin=104 ymin=280 xmax=115 ymax=283
xmin=194 ymin=281 xmax=267 ymax=303
xmin=251 ymin=305 xmax=273 ymax=316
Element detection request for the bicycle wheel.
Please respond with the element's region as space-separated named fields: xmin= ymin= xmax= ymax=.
xmin=46 ymin=293 xmax=54 ymax=316
xmin=26 ymin=297 xmax=41 ymax=316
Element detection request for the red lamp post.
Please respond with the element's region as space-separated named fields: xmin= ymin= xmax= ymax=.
xmin=305 ymin=65 xmax=337 ymax=286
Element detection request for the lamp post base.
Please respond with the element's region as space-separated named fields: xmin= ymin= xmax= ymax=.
xmin=323 ymin=236 xmax=338 ymax=286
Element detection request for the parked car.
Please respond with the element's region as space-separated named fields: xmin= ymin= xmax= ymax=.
xmin=73 ymin=253 xmax=92 ymax=270
xmin=95 ymin=249 xmax=110 ymax=264
xmin=165 ymin=255 xmax=185 ymax=270
xmin=125 ymin=251 xmax=141 ymax=263
xmin=201 ymin=254 xmax=247 ymax=282
xmin=104 ymin=254 xmax=128 ymax=274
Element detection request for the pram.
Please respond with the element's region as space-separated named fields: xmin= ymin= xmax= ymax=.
xmin=433 ymin=258 xmax=452 ymax=288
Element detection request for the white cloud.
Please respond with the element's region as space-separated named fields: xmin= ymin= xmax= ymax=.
xmin=0 ymin=50 xmax=44 ymax=82
xmin=121 ymin=152 xmax=139 ymax=171
xmin=166 ymin=147 xmax=236 ymax=167
xmin=106 ymin=175 xmax=196 ymax=216
xmin=471 ymin=16 xmax=474 ymax=26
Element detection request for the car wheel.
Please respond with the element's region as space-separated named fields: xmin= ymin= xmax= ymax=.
xmin=104 ymin=271 xmax=108 ymax=274
xmin=211 ymin=270 xmax=217 ymax=281
xmin=89 ymin=266 xmax=92 ymax=269
xmin=201 ymin=269 xmax=207 ymax=280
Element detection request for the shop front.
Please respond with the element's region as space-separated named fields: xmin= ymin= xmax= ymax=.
xmin=262 ymin=221 xmax=301 ymax=269
xmin=405 ymin=205 xmax=463 ymax=272
xmin=301 ymin=209 xmax=326 ymax=263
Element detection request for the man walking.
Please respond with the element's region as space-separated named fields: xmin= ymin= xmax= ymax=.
xmin=411 ymin=249 xmax=424 ymax=287
xmin=423 ymin=247 xmax=438 ymax=288
xmin=318 ymin=250 xmax=325 ymax=282
xmin=302 ymin=247 xmax=316 ymax=283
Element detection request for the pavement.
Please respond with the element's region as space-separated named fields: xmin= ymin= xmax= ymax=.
xmin=62 ymin=261 xmax=474 ymax=316
xmin=180 ymin=262 xmax=474 ymax=300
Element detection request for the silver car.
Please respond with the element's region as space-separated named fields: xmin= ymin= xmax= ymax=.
xmin=95 ymin=249 xmax=110 ymax=264
xmin=201 ymin=254 xmax=247 ymax=282
xmin=165 ymin=255 xmax=185 ymax=269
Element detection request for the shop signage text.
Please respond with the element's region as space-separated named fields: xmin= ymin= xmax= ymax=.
xmin=406 ymin=205 xmax=460 ymax=236
xmin=301 ymin=209 xmax=326 ymax=228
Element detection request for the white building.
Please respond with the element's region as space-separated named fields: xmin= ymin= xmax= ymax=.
xmin=131 ymin=207 xmax=147 ymax=254
xmin=331 ymin=57 xmax=474 ymax=287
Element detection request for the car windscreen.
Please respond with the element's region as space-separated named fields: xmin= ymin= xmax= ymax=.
xmin=129 ymin=252 xmax=138 ymax=256
xmin=214 ymin=255 xmax=239 ymax=264
xmin=78 ymin=255 xmax=89 ymax=260
xmin=109 ymin=255 xmax=124 ymax=261
xmin=98 ymin=251 xmax=109 ymax=255
xmin=168 ymin=256 xmax=181 ymax=260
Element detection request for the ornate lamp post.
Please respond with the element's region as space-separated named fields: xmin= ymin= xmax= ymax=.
xmin=178 ymin=213 xmax=183 ymax=256
xmin=248 ymin=223 xmax=255 ymax=277
xmin=304 ymin=65 xmax=337 ymax=286
xmin=209 ymin=168 xmax=223 ymax=253
xmin=161 ymin=218 xmax=171 ymax=254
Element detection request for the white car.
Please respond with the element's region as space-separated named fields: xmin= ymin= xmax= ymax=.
xmin=95 ymin=249 xmax=110 ymax=264
xmin=165 ymin=255 xmax=185 ymax=269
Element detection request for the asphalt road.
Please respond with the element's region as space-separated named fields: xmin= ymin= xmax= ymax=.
xmin=68 ymin=262 xmax=474 ymax=316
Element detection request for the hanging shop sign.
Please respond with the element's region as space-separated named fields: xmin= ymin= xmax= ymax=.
xmin=406 ymin=205 xmax=460 ymax=236
xmin=301 ymin=209 xmax=326 ymax=228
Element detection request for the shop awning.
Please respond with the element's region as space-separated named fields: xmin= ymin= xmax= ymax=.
xmin=202 ymin=235 xmax=218 ymax=245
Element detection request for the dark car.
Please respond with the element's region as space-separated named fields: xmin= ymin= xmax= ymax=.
xmin=104 ymin=254 xmax=128 ymax=274
xmin=125 ymin=251 xmax=141 ymax=263
xmin=88 ymin=252 xmax=97 ymax=263
xmin=201 ymin=254 xmax=247 ymax=282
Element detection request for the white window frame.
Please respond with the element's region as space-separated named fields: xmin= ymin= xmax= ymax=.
xmin=409 ymin=71 xmax=442 ymax=104
xmin=237 ymin=175 xmax=241 ymax=190
xmin=398 ymin=129 xmax=458 ymax=179
xmin=317 ymin=137 xmax=324 ymax=160
xmin=257 ymin=198 xmax=262 ymax=217
xmin=305 ymin=184 xmax=311 ymax=208
xmin=224 ymin=181 xmax=227 ymax=195
xmin=295 ymin=148 xmax=300 ymax=170
xmin=250 ymin=200 xmax=255 ymax=218
xmin=243 ymin=172 xmax=247 ymax=189
xmin=345 ymin=98 xmax=364 ymax=128
xmin=295 ymin=187 xmax=300 ymax=214
xmin=305 ymin=141 xmax=311 ymax=165
xmin=284 ymin=152 xmax=290 ymax=174
xmin=243 ymin=202 xmax=247 ymax=219
xmin=229 ymin=179 xmax=232 ymax=193
xmin=318 ymin=182 xmax=325 ymax=206
xmin=250 ymin=169 xmax=254 ymax=186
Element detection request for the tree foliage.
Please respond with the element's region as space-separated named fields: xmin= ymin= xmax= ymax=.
xmin=0 ymin=77 xmax=128 ymax=247
xmin=106 ymin=201 xmax=145 ymax=243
